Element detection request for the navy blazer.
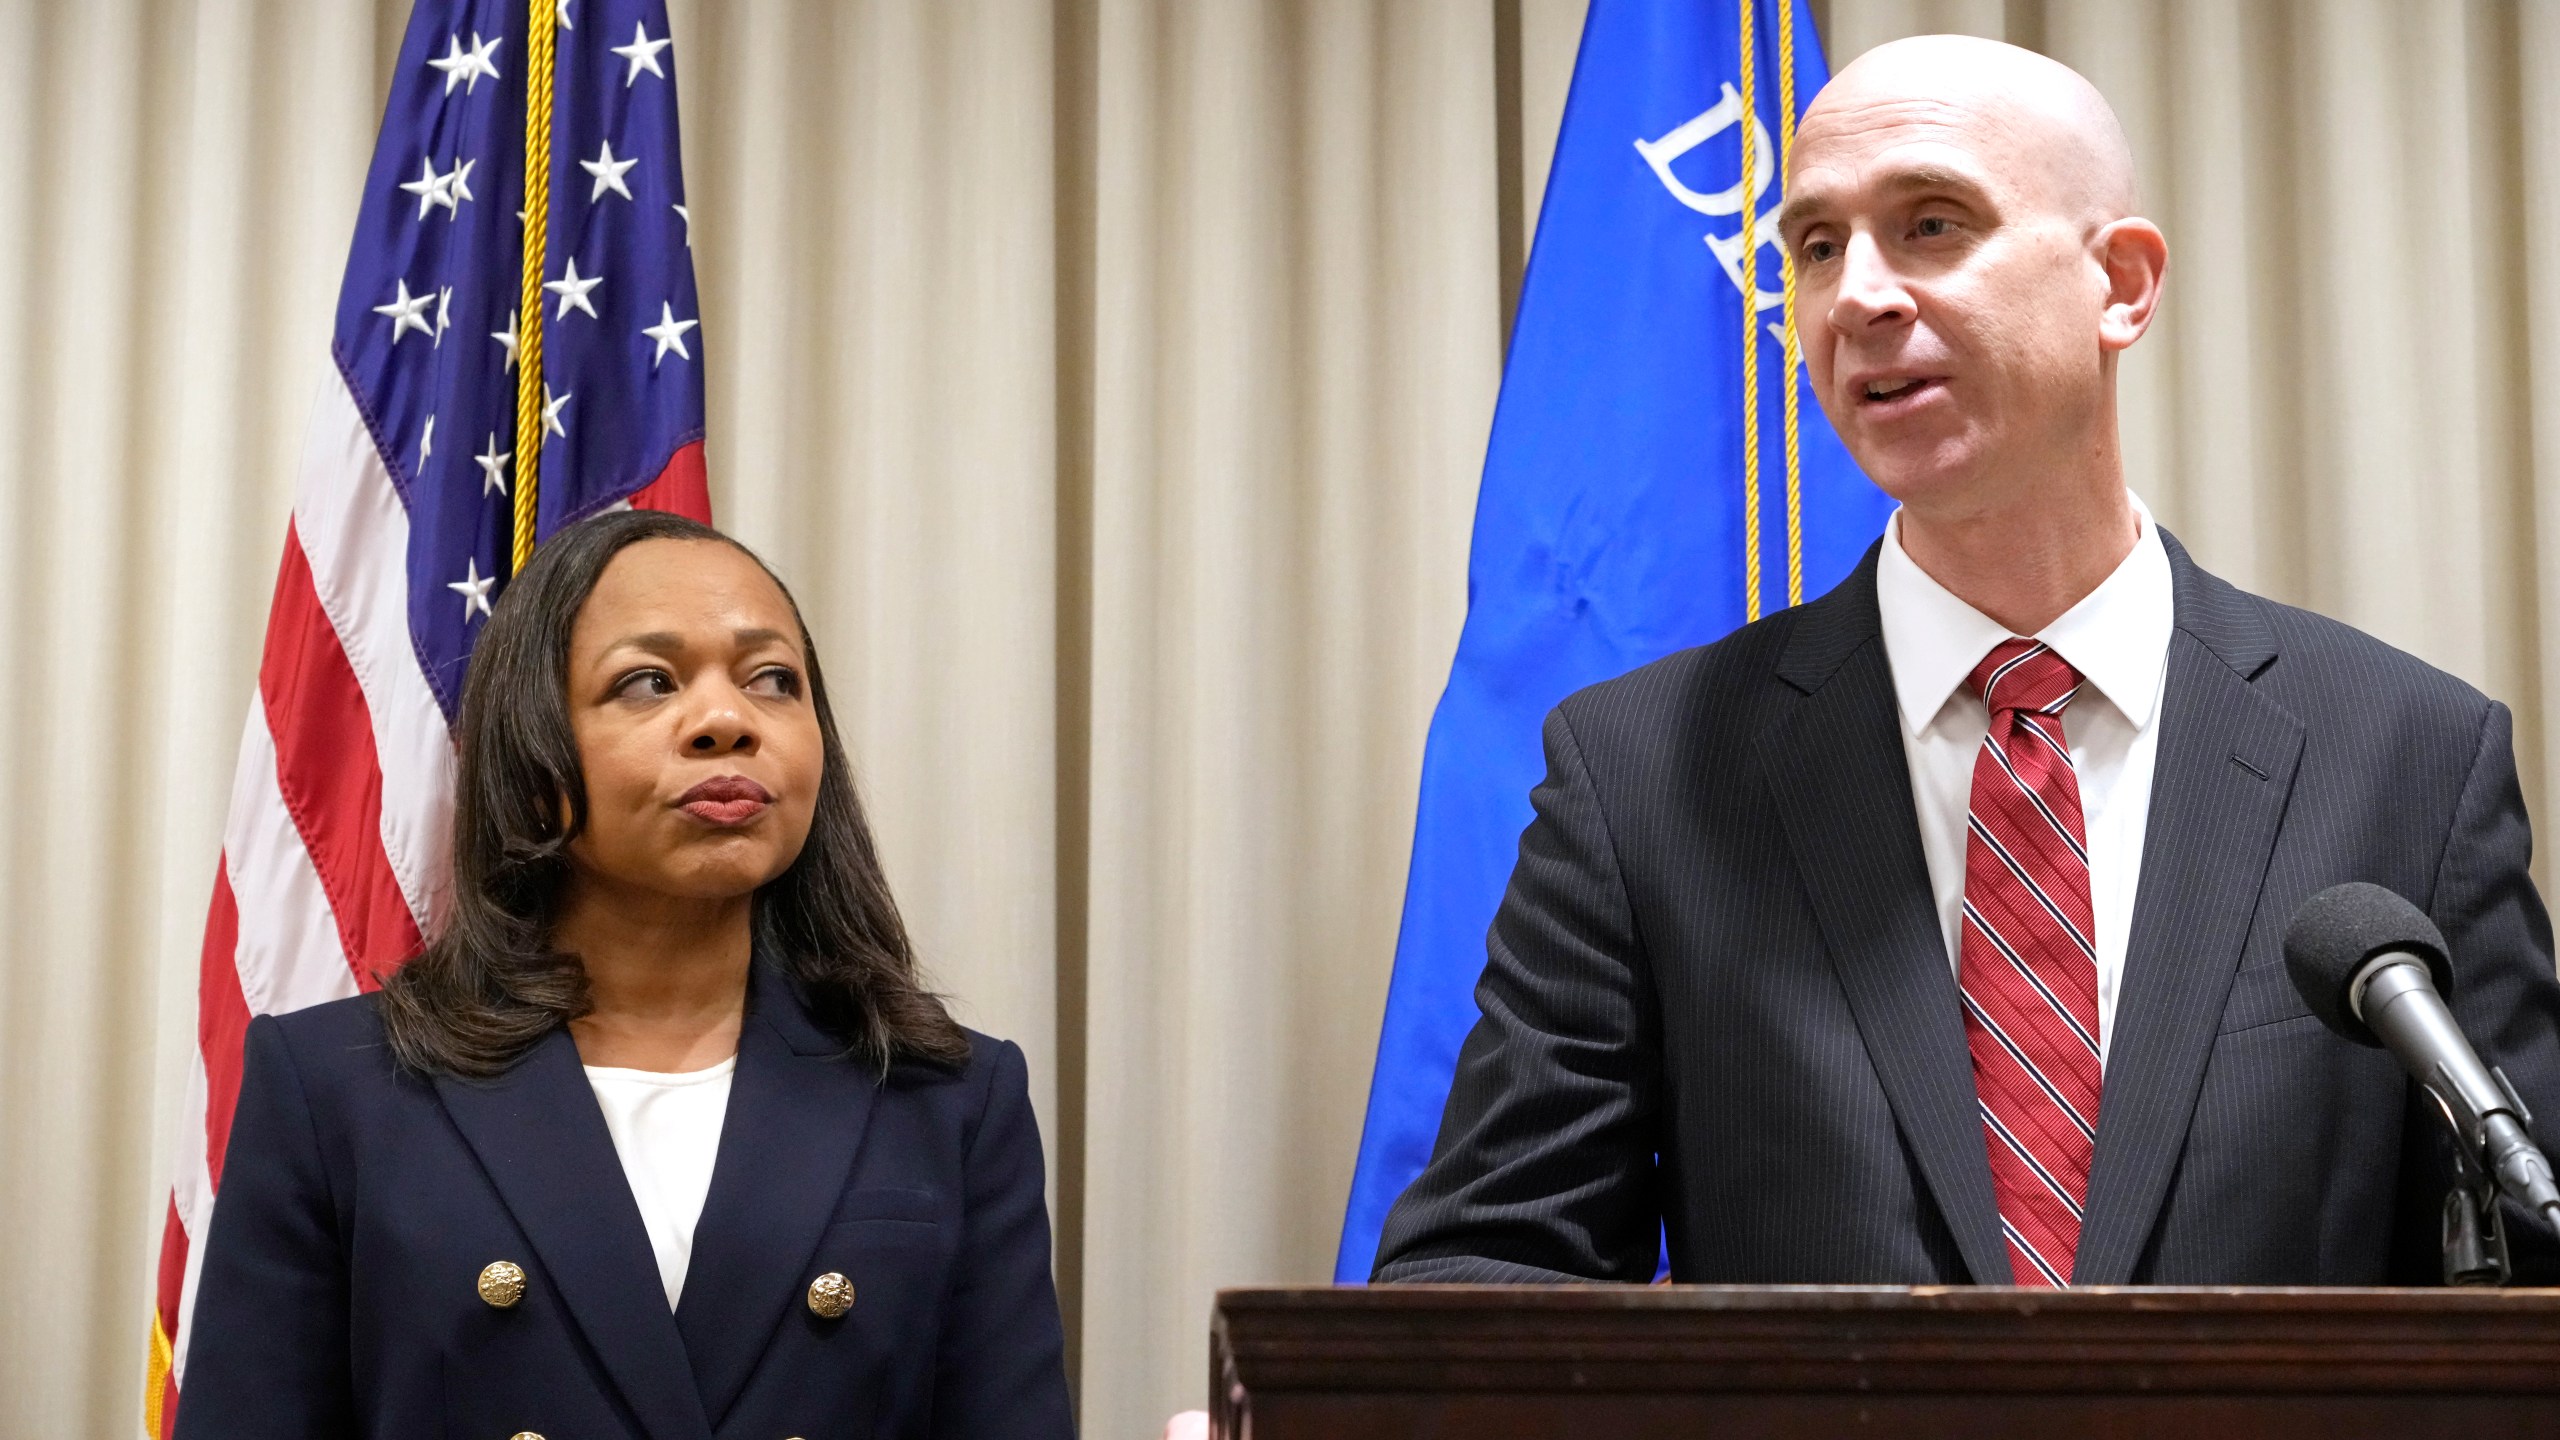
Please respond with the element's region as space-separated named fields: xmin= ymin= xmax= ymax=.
xmin=176 ymin=960 xmax=1075 ymax=1440
xmin=1377 ymin=533 xmax=2560 ymax=1287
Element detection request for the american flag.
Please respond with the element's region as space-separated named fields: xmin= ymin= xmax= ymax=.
xmin=145 ymin=0 xmax=708 ymax=1431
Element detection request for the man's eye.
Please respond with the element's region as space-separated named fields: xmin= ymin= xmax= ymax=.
xmin=1802 ymin=239 xmax=1839 ymax=264
xmin=1914 ymin=216 xmax=1953 ymax=238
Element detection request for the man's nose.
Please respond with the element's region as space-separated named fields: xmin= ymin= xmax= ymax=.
xmin=1827 ymin=231 xmax=1915 ymax=331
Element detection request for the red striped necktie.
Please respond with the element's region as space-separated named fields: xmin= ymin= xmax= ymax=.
xmin=1958 ymin=638 xmax=2101 ymax=1287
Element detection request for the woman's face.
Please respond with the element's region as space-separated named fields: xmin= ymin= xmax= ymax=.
xmin=561 ymin=538 xmax=825 ymax=904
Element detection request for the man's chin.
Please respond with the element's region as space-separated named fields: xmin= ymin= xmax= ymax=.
xmin=1849 ymin=444 xmax=1987 ymax=511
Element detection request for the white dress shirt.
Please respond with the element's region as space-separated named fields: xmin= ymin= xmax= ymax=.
xmin=584 ymin=1055 xmax=735 ymax=1309
xmin=1874 ymin=496 xmax=2174 ymax=1066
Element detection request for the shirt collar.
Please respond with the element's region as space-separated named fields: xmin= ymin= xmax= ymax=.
xmin=1875 ymin=493 xmax=2174 ymax=736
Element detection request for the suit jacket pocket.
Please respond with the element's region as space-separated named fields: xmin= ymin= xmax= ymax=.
xmin=2218 ymin=961 xmax=2317 ymax=1036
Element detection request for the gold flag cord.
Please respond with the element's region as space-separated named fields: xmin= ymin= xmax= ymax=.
xmin=1736 ymin=0 xmax=1762 ymax=623
xmin=511 ymin=0 xmax=558 ymax=575
xmin=1777 ymin=0 xmax=1804 ymax=606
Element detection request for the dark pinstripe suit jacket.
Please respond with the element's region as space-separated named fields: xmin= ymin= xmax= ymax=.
xmin=1374 ymin=533 xmax=2560 ymax=1286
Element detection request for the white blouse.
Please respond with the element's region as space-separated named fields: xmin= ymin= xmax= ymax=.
xmin=583 ymin=1056 xmax=735 ymax=1309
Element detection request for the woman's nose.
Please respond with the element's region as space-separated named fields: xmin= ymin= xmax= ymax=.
xmin=687 ymin=699 xmax=758 ymax=754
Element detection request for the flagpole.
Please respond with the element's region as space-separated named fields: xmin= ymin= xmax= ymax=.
xmin=1778 ymin=0 xmax=1805 ymax=607
xmin=1737 ymin=0 xmax=1763 ymax=623
xmin=512 ymin=0 xmax=557 ymax=574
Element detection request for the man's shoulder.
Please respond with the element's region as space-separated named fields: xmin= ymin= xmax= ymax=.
xmin=1552 ymin=600 xmax=1813 ymax=747
xmin=2193 ymin=562 xmax=2494 ymax=731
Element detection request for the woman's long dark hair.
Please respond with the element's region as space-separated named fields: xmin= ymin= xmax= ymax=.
xmin=378 ymin=509 xmax=969 ymax=1078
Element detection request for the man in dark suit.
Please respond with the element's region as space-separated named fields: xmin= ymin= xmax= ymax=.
xmin=1373 ymin=34 xmax=2560 ymax=1287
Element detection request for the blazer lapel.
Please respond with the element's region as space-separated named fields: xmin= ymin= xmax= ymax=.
xmin=674 ymin=961 xmax=881 ymax=1427
xmin=434 ymin=1028 xmax=712 ymax=1440
xmin=1758 ymin=553 xmax=2013 ymax=1286
xmin=2072 ymin=536 xmax=2303 ymax=1284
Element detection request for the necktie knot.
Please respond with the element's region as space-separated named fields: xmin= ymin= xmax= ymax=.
xmin=1969 ymin=639 xmax=2082 ymax=718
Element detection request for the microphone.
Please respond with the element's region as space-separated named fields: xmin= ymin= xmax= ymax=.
xmin=2283 ymin=882 xmax=2560 ymax=1237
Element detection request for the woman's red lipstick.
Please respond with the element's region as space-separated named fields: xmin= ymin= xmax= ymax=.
xmin=676 ymin=775 xmax=773 ymax=826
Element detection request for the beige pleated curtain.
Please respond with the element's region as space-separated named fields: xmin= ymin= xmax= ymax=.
xmin=5 ymin=1 xmax=2560 ymax=1434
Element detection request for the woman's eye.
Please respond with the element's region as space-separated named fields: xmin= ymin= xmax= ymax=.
xmin=747 ymin=666 xmax=802 ymax=699
xmin=611 ymin=669 xmax=675 ymax=701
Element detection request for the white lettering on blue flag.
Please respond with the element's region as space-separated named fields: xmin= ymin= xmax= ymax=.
xmin=1633 ymin=82 xmax=1787 ymax=314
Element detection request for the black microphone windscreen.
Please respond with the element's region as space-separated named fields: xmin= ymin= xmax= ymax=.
xmin=2282 ymin=882 xmax=2452 ymax=1046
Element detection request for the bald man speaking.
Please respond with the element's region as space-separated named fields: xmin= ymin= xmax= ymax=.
xmin=1372 ymin=37 xmax=2560 ymax=1288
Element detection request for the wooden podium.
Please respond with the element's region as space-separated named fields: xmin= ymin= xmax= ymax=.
xmin=1209 ymin=1285 xmax=2560 ymax=1437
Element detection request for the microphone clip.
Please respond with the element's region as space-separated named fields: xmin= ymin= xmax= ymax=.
xmin=2439 ymin=1103 xmax=2512 ymax=1287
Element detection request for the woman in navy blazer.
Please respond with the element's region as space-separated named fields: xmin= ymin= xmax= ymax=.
xmin=177 ymin=510 xmax=1075 ymax=1439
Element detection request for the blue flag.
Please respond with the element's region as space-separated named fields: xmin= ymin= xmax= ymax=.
xmin=1335 ymin=0 xmax=1890 ymax=1281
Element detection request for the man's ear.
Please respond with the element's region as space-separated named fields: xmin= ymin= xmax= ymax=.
xmin=2095 ymin=217 xmax=2168 ymax=352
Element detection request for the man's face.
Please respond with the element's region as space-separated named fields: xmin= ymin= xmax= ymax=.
xmin=1780 ymin=92 xmax=2112 ymax=512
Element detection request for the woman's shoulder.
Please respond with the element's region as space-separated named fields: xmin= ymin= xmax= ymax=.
xmin=262 ymin=987 xmax=387 ymax=1039
xmin=945 ymin=1029 xmax=1038 ymax=1146
xmin=957 ymin=1027 xmax=1024 ymax=1078
xmin=254 ymin=990 xmax=403 ymax=1083
xmin=880 ymin=1027 xmax=1021 ymax=1097
xmin=871 ymin=1027 xmax=1034 ymax=1142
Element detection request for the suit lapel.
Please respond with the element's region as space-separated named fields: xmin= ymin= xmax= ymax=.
xmin=674 ymin=961 xmax=880 ymax=1427
xmin=2073 ymin=536 xmax=2302 ymax=1283
xmin=434 ymin=1028 xmax=712 ymax=1440
xmin=1759 ymin=554 xmax=2013 ymax=1286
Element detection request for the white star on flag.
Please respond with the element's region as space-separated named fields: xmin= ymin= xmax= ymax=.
xmin=476 ymin=433 xmax=511 ymax=496
xmin=418 ymin=415 xmax=435 ymax=472
xmin=493 ymin=308 xmax=520 ymax=370
xmin=556 ymin=0 xmax=573 ymax=30
xmin=397 ymin=157 xmax=473 ymax=219
xmin=642 ymin=302 xmax=698 ymax=368
xmin=374 ymin=278 xmax=435 ymax=344
xmin=546 ymin=258 xmax=603 ymax=320
xmin=427 ymin=32 xmax=503 ymax=95
xmin=673 ymin=203 xmax=691 ymax=246
xmin=434 ymin=286 xmax=453 ymax=345
xmin=612 ymin=21 xmax=672 ymax=86
xmin=582 ymin=140 xmax=638 ymax=202
xmin=448 ymin=557 xmax=498 ymax=621
xmin=543 ymin=384 xmax=572 ymax=437
xmin=399 ymin=158 xmax=450 ymax=219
